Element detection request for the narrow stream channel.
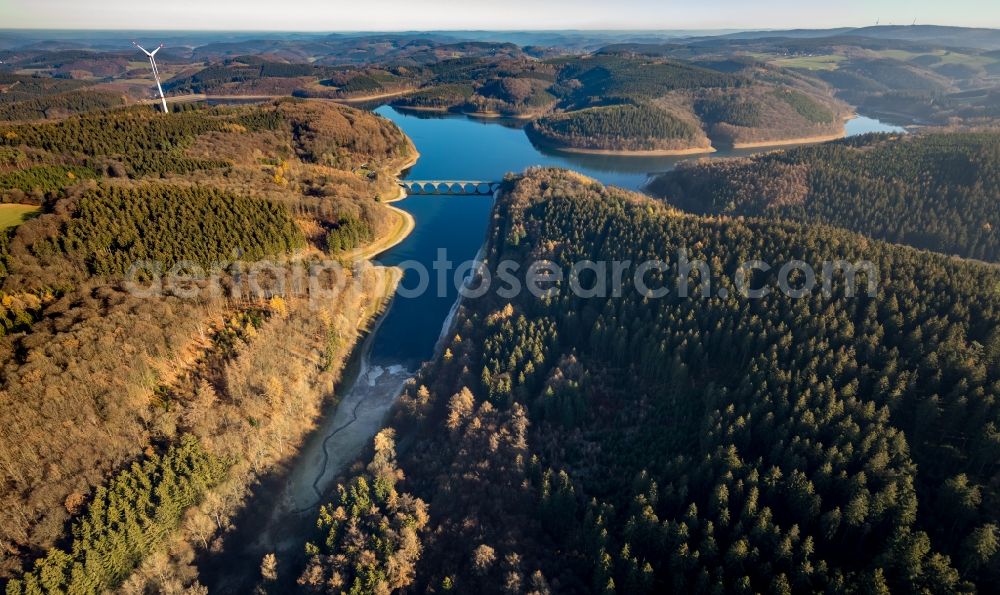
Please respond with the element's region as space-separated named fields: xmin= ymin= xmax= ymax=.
xmin=201 ymin=106 xmax=907 ymax=591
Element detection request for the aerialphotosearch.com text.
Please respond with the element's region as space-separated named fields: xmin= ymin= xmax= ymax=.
xmin=125 ymin=248 xmax=879 ymax=303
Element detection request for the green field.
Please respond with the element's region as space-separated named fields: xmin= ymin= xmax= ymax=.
xmin=870 ymin=48 xmax=997 ymax=67
xmin=759 ymin=49 xmax=997 ymax=73
xmin=771 ymin=54 xmax=845 ymax=71
xmin=0 ymin=204 xmax=40 ymax=230
xmin=745 ymin=52 xmax=846 ymax=71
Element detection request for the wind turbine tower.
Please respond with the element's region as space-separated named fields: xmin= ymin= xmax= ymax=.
xmin=133 ymin=41 xmax=168 ymax=114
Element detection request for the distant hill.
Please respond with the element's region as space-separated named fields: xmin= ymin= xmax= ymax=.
xmin=645 ymin=27 xmax=1000 ymax=126
xmin=850 ymin=25 xmax=1000 ymax=50
xmin=690 ymin=25 xmax=1000 ymax=50
xmin=648 ymin=132 xmax=1000 ymax=262
xmin=4 ymin=27 xmax=998 ymax=133
xmin=522 ymin=54 xmax=848 ymax=153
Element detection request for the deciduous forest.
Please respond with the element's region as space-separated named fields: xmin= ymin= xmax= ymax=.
xmin=0 ymin=99 xmax=415 ymax=592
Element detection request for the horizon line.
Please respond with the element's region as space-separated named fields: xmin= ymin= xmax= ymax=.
xmin=2 ymin=23 xmax=993 ymax=34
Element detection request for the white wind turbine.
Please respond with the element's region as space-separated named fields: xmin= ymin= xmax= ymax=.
xmin=133 ymin=41 xmax=168 ymax=114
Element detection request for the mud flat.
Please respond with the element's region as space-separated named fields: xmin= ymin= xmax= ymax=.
xmin=252 ymin=310 xmax=412 ymax=556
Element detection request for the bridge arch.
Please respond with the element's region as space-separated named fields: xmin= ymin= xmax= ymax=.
xmin=399 ymin=180 xmax=500 ymax=196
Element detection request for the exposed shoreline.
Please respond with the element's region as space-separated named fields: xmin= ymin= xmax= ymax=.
xmin=246 ymin=147 xmax=424 ymax=551
xmin=731 ymin=130 xmax=846 ymax=149
xmin=201 ymin=264 xmax=406 ymax=594
xmin=392 ymin=104 xmax=452 ymax=113
xmin=392 ymin=105 xmax=543 ymax=121
xmin=199 ymin=147 xmax=422 ymax=593
xmin=342 ymin=202 xmax=415 ymax=262
xmin=334 ymin=88 xmax=417 ymax=103
xmin=339 ymin=150 xmax=421 ymax=262
xmin=462 ymin=109 xmax=540 ymax=121
xmin=524 ymin=124 xmax=717 ymax=156
xmin=274 ymin=146 xmax=424 ymax=518
xmin=549 ymin=144 xmax=718 ymax=156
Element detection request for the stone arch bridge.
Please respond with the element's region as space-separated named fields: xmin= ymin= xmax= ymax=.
xmin=399 ymin=180 xmax=501 ymax=196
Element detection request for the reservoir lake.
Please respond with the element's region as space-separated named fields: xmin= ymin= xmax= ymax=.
xmin=368 ymin=106 xmax=906 ymax=367
xmin=201 ymin=105 xmax=908 ymax=590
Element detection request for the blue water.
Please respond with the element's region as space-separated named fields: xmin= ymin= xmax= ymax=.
xmin=369 ymin=194 xmax=494 ymax=367
xmin=367 ymin=106 xmax=906 ymax=367
xmin=844 ymin=115 xmax=908 ymax=136
xmin=375 ymin=106 xmax=692 ymax=190
xmin=375 ymin=106 xmax=907 ymax=192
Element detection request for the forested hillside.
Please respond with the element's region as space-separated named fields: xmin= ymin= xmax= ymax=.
xmin=389 ymin=57 xmax=561 ymax=117
xmin=648 ymin=132 xmax=1000 ymax=262
xmin=526 ymin=55 xmax=846 ymax=152
xmin=528 ymin=103 xmax=705 ymax=152
xmin=0 ymin=100 xmax=415 ymax=591
xmin=364 ymin=52 xmax=849 ymax=151
xmin=0 ymin=89 xmax=125 ymax=122
xmin=0 ymin=73 xmax=132 ymax=123
xmin=591 ymin=33 xmax=1000 ymax=128
xmin=294 ymin=169 xmax=1000 ymax=594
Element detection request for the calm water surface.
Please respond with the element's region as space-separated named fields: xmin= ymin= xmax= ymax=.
xmin=368 ymin=106 xmax=906 ymax=366
xmin=369 ymin=194 xmax=494 ymax=367
xmin=845 ymin=115 xmax=908 ymax=136
xmin=201 ymin=104 xmax=910 ymax=591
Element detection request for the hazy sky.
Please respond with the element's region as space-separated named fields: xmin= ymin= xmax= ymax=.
xmin=2 ymin=0 xmax=998 ymax=31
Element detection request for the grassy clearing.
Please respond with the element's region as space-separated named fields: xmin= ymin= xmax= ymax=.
xmin=764 ymin=49 xmax=996 ymax=73
xmin=0 ymin=204 xmax=40 ymax=230
xmin=932 ymin=50 xmax=997 ymax=67
xmin=772 ymin=54 xmax=845 ymax=71
xmin=870 ymin=49 xmax=997 ymax=67
xmin=870 ymin=49 xmax=925 ymax=61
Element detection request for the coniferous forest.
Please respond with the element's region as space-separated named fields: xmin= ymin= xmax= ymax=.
xmin=648 ymin=133 xmax=1000 ymax=262
xmin=62 ymin=183 xmax=304 ymax=275
xmin=6 ymin=436 xmax=227 ymax=595
xmin=529 ymin=103 xmax=701 ymax=152
xmin=306 ymin=168 xmax=1000 ymax=594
